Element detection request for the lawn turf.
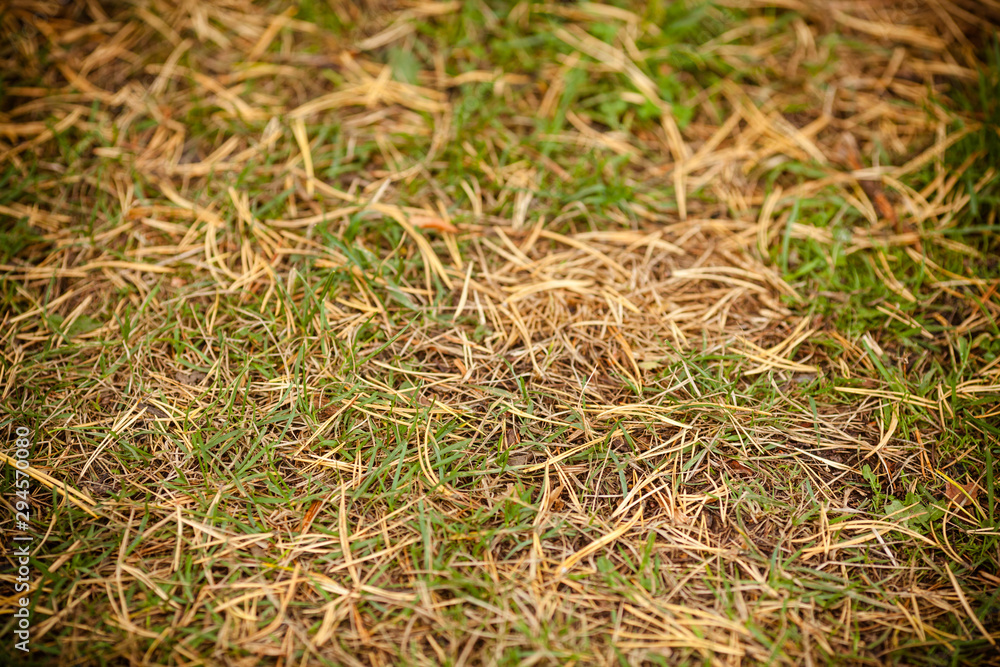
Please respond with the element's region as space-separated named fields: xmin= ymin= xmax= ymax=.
xmin=1 ymin=0 xmax=999 ymax=664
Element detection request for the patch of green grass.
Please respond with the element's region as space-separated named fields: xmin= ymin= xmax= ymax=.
xmin=4 ymin=0 xmax=1000 ymax=664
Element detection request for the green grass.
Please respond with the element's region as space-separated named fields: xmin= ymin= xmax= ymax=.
xmin=2 ymin=0 xmax=999 ymax=665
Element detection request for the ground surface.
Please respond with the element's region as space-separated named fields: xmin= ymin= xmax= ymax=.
xmin=2 ymin=0 xmax=999 ymax=664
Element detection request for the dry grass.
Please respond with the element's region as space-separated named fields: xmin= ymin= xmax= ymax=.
xmin=1 ymin=0 xmax=999 ymax=664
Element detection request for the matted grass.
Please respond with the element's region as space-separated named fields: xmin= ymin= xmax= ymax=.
xmin=1 ymin=0 xmax=999 ymax=664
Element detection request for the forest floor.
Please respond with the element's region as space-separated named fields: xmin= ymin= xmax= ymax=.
xmin=2 ymin=0 xmax=999 ymax=664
